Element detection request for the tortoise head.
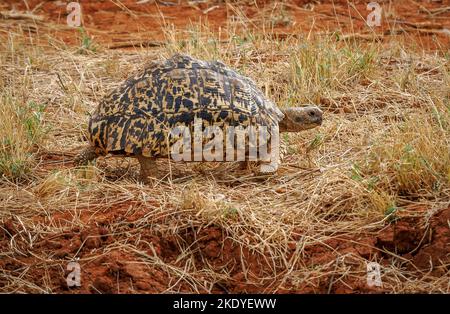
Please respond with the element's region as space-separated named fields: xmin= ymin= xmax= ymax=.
xmin=278 ymin=106 xmax=323 ymax=132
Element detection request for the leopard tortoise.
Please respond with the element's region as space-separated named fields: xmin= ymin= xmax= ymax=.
xmin=75 ymin=54 xmax=323 ymax=181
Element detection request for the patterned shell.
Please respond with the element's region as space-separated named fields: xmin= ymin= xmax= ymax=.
xmin=88 ymin=53 xmax=284 ymax=157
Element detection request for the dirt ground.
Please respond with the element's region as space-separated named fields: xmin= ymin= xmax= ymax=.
xmin=3 ymin=0 xmax=450 ymax=49
xmin=0 ymin=0 xmax=449 ymax=294
xmin=2 ymin=203 xmax=449 ymax=293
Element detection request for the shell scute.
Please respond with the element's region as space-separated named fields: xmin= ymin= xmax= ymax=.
xmin=88 ymin=54 xmax=284 ymax=158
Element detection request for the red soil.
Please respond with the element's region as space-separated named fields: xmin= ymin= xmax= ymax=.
xmin=1 ymin=203 xmax=449 ymax=293
xmin=3 ymin=0 xmax=449 ymax=50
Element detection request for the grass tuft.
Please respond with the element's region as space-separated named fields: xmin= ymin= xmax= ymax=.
xmin=0 ymin=92 xmax=46 ymax=179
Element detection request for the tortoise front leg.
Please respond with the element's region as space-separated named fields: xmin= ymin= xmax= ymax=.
xmin=137 ymin=155 xmax=158 ymax=183
xmin=258 ymin=137 xmax=287 ymax=174
xmin=259 ymin=160 xmax=280 ymax=174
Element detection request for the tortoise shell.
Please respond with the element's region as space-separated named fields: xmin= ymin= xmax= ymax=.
xmin=88 ymin=54 xmax=284 ymax=158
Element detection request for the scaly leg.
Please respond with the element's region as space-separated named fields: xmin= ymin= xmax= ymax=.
xmin=74 ymin=145 xmax=98 ymax=166
xmin=258 ymin=136 xmax=287 ymax=175
xmin=137 ymin=155 xmax=158 ymax=183
xmin=259 ymin=159 xmax=280 ymax=174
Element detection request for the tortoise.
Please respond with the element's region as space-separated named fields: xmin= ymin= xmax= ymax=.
xmin=75 ymin=54 xmax=323 ymax=181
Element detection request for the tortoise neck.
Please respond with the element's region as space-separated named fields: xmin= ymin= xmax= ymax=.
xmin=278 ymin=109 xmax=291 ymax=133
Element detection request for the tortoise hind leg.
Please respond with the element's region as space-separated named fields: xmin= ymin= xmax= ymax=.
xmin=137 ymin=156 xmax=158 ymax=183
xmin=74 ymin=146 xmax=99 ymax=166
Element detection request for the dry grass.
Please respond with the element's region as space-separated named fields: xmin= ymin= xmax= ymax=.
xmin=0 ymin=14 xmax=449 ymax=293
xmin=0 ymin=83 xmax=46 ymax=179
